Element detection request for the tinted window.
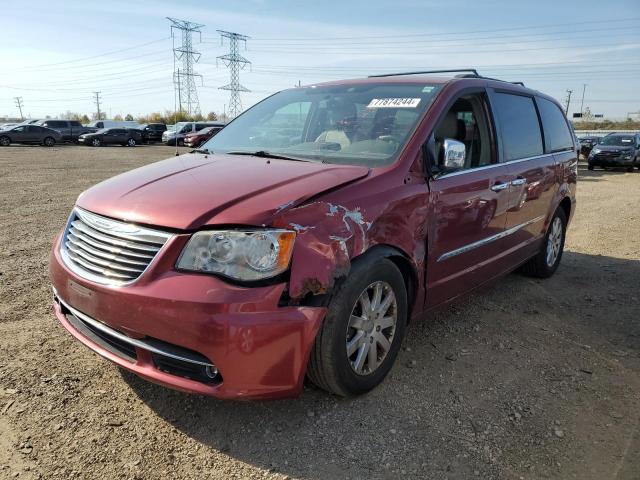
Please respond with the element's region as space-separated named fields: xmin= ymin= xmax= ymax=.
xmin=536 ymin=97 xmax=573 ymax=152
xmin=47 ymin=121 xmax=67 ymax=128
xmin=492 ymin=93 xmax=543 ymax=161
xmin=69 ymin=121 xmax=82 ymax=127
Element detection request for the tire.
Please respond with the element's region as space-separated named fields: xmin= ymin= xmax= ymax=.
xmin=520 ymin=207 xmax=567 ymax=278
xmin=91 ymin=138 xmax=101 ymax=147
xmin=43 ymin=136 xmax=55 ymax=147
xmin=626 ymin=166 xmax=634 ymax=173
xmin=587 ymin=163 xmax=594 ymax=171
xmin=0 ymin=136 xmax=10 ymax=146
xmin=126 ymin=138 xmax=136 ymax=147
xmin=307 ymin=258 xmax=407 ymax=397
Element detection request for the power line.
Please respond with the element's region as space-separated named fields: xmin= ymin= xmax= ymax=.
xmin=167 ymin=17 xmax=204 ymax=115
xmin=13 ymin=38 xmax=170 ymax=71
xmin=247 ymin=17 xmax=640 ymax=41
xmin=216 ymin=30 xmax=251 ymax=119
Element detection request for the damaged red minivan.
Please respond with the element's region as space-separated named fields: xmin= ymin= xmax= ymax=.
xmin=50 ymin=70 xmax=577 ymax=399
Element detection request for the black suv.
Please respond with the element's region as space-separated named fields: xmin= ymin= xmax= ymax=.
xmin=587 ymin=133 xmax=640 ymax=171
xmin=35 ymin=120 xmax=96 ymax=142
xmin=139 ymin=123 xmax=167 ymax=143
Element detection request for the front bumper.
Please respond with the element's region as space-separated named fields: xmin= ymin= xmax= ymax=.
xmin=589 ymin=154 xmax=635 ymax=167
xmin=49 ymin=232 xmax=326 ymax=399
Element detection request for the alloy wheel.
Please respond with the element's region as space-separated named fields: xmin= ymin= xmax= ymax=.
xmin=127 ymin=138 xmax=136 ymax=147
xmin=546 ymin=217 xmax=563 ymax=267
xmin=92 ymin=139 xmax=100 ymax=147
xmin=0 ymin=137 xmax=9 ymax=146
xmin=345 ymin=281 xmax=397 ymax=375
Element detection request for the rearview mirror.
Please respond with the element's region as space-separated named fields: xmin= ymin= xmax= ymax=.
xmin=441 ymin=138 xmax=466 ymax=170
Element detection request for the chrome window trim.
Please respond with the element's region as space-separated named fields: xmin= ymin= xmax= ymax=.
xmin=436 ymin=152 xmax=556 ymax=179
xmin=53 ymin=289 xmax=214 ymax=368
xmin=60 ymin=207 xmax=174 ymax=287
xmin=437 ymin=215 xmax=546 ymax=262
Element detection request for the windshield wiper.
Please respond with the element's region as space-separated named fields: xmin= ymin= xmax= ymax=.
xmin=225 ymin=150 xmax=313 ymax=162
xmin=192 ymin=148 xmax=211 ymax=154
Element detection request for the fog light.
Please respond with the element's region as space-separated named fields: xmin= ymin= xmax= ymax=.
xmin=205 ymin=365 xmax=218 ymax=379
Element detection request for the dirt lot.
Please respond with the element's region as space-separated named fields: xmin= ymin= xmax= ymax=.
xmin=0 ymin=144 xmax=638 ymax=480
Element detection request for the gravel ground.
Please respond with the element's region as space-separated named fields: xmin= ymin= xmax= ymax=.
xmin=0 ymin=144 xmax=638 ymax=480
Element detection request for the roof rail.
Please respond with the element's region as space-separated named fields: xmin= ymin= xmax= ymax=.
xmin=368 ymin=69 xmax=525 ymax=87
xmin=368 ymin=69 xmax=479 ymax=78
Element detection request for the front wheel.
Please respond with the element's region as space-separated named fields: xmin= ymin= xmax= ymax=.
xmin=126 ymin=138 xmax=136 ymax=147
xmin=43 ymin=136 xmax=55 ymax=147
xmin=307 ymin=258 xmax=407 ymax=396
xmin=587 ymin=163 xmax=594 ymax=171
xmin=91 ymin=138 xmax=101 ymax=147
xmin=521 ymin=207 xmax=567 ymax=278
xmin=0 ymin=136 xmax=10 ymax=146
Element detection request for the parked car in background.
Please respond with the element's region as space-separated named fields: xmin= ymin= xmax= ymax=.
xmin=162 ymin=121 xmax=225 ymax=146
xmin=0 ymin=124 xmax=62 ymax=146
xmin=50 ymin=70 xmax=577 ymax=400
xmin=86 ymin=120 xmax=142 ymax=130
xmin=579 ymin=136 xmax=601 ymax=157
xmin=587 ymin=133 xmax=640 ymax=171
xmin=139 ymin=123 xmax=167 ymax=143
xmin=78 ymin=128 xmax=142 ymax=147
xmin=35 ymin=119 xmax=96 ymax=142
xmin=183 ymin=125 xmax=223 ymax=148
xmin=1 ymin=123 xmax=18 ymax=130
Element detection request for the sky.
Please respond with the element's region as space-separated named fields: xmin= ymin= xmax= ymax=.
xmin=0 ymin=0 xmax=639 ymax=120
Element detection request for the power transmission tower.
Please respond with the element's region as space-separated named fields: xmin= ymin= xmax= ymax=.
xmin=167 ymin=17 xmax=204 ymax=116
xmin=14 ymin=97 xmax=24 ymax=120
xmin=564 ymin=89 xmax=572 ymax=115
xmin=216 ymin=30 xmax=250 ymax=119
xmin=93 ymin=91 xmax=102 ymax=120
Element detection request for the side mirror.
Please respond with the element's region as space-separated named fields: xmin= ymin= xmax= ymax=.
xmin=442 ymin=138 xmax=466 ymax=171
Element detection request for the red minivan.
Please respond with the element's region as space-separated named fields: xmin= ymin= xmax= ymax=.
xmin=49 ymin=70 xmax=577 ymax=399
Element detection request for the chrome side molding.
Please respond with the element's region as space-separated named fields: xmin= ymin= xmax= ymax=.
xmin=437 ymin=215 xmax=545 ymax=262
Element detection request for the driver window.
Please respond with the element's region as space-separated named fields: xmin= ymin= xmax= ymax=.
xmin=434 ymin=93 xmax=493 ymax=170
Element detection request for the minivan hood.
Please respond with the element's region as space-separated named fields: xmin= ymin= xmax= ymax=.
xmin=76 ymin=153 xmax=369 ymax=230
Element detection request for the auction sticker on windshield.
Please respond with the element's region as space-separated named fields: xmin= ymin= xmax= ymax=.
xmin=367 ymin=98 xmax=421 ymax=108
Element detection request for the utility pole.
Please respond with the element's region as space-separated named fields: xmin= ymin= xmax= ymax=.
xmin=93 ymin=92 xmax=102 ymax=120
xmin=580 ymin=84 xmax=587 ymax=116
xmin=217 ymin=30 xmax=250 ymax=119
xmin=167 ymin=17 xmax=204 ymax=116
xmin=14 ymin=97 xmax=24 ymax=120
xmin=564 ymin=89 xmax=572 ymax=115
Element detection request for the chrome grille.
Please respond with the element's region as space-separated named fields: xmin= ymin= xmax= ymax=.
xmin=60 ymin=208 xmax=172 ymax=285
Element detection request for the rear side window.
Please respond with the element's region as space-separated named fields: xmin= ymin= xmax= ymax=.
xmin=48 ymin=121 xmax=67 ymax=128
xmin=492 ymin=92 xmax=543 ymax=161
xmin=536 ymin=97 xmax=573 ymax=152
xmin=70 ymin=121 xmax=82 ymax=127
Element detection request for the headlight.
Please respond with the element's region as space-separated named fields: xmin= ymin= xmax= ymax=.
xmin=177 ymin=229 xmax=296 ymax=281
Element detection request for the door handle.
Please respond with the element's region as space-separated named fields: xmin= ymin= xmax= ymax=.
xmin=491 ymin=182 xmax=510 ymax=192
xmin=511 ymin=178 xmax=527 ymax=186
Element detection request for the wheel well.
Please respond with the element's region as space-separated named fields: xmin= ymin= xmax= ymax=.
xmin=559 ymin=196 xmax=572 ymax=222
xmin=351 ymin=245 xmax=418 ymax=321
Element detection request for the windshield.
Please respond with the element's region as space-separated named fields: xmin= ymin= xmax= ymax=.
xmin=173 ymin=122 xmax=190 ymax=133
xmin=599 ymin=135 xmax=635 ymax=146
xmin=201 ymin=83 xmax=442 ymax=167
xmin=96 ymin=128 xmax=108 ymax=134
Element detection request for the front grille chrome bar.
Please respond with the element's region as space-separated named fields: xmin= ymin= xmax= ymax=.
xmin=60 ymin=208 xmax=172 ymax=286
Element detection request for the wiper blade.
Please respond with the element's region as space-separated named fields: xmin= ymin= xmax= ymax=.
xmin=225 ymin=150 xmax=313 ymax=162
